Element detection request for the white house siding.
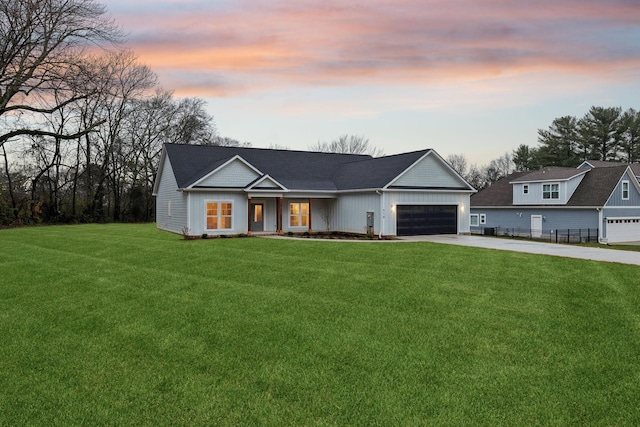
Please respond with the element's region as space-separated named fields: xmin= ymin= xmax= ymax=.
xmin=470 ymin=208 xmax=599 ymax=234
xmin=188 ymin=192 xmax=248 ymax=235
xmin=392 ymin=155 xmax=462 ymax=188
xmin=385 ymin=192 xmax=470 ymax=235
xmin=155 ymin=157 xmax=188 ymax=234
xmin=333 ymin=193 xmax=380 ymax=234
xmin=197 ymin=159 xmax=259 ymax=187
xmin=280 ymin=198 xmax=333 ymax=233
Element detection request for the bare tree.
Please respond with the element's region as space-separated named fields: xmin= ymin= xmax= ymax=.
xmin=446 ymin=153 xmax=469 ymax=177
xmin=310 ymin=135 xmax=383 ymax=157
xmin=0 ymin=0 xmax=122 ymax=148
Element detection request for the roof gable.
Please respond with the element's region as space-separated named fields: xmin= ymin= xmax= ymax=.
xmin=191 ymin=156 xmax=262 ymax=188
xmin=245 ymin=174 xmax=288 ymax=191
xmin=387 ymin=151 xmax=473 ymax=190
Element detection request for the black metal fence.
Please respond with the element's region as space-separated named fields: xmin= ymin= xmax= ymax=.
xmin=473 ymin=227 xmax=599 ymax=244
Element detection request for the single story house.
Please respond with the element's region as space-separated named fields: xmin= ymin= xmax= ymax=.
xmin=152 ymin=144 xmax=476 ymax=237
xmin=470 ymin=161 xmax=640 ymax=243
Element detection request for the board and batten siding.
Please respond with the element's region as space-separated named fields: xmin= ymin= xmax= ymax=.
xmin=333 ymin=193 xmax=380 ymax=234
xmin=197 ymin=159 xmax=259 ymax=187
xmin=188 ymin=192 xmax=248 ymax=235
xmin=392 ymin=155 xmax=461 ymax=188
xmin=385 ymin=191 xmax=470 ymax=235
xmin=155 ymin=157 xmax=188 ymax=234
xmin=605 ymin=170 xmax=640 ymax=207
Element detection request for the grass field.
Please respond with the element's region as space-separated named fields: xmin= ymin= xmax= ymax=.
xmin=1 ymin=224 xmax=640 ymax=425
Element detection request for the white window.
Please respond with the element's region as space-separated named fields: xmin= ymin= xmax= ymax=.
xmin=470 ymin=214 xmax=479 ymax=227
xmin=622 ymin=180 xmax=630 ymax=200
xmin=523 ymin=184 xmax=529 ymax=195
xmin=480 ymin=214 xmax=486 ymax=225
xmin=543 ymin=183 xmax=559 ymax=200
xmin=206 ymin=201 xmax=233 ymax=230
xmin=289 ymin=202 xmax=309 ymax=227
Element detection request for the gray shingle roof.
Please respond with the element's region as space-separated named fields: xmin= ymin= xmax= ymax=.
xmin=471 ymin=166 xmax=628 ymax=207
xmin=163 ymin=144 xmax=440 ymax=191
xmin=471 ymin=171 xmax=529 ymax=207
xmin=510 ymin=167 xmax=587 ymax=182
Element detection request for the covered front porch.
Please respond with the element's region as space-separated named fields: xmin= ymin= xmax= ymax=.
xmin=246 ymin=195 xmax=335 ymax=235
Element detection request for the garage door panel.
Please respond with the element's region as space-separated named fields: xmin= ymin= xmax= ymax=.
xmin=606 ymin=218 xmax=640 ymax=243
xmin=396 ymin=205 xmax=457 ymax=236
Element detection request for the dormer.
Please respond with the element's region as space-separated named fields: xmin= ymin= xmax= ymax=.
xmin=510 ymin=167 xmax=589 ymax=205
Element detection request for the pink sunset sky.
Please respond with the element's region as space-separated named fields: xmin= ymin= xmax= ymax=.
xmin=103 ymin=0 xmax=640 ymax=164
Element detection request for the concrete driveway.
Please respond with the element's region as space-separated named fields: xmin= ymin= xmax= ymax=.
xmin=408 ymin=235 xmax=640 ymax=266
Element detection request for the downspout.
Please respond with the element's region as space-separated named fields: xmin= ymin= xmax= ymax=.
xmin=597 ymin=207 xmax=603 ymax=243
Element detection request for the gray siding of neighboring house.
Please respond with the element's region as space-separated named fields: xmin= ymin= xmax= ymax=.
xmin=197 ymin=159 xmax=259 ymax=187
xmin=512 ymin=178 xmax=583 ymax=205
xmin=470 ymin=208 xmax=599 ymax=234
xmin=155 ymin=157 xmax=188 ymax=234
xmin=392 ymin=155 xmax=462 ymax=188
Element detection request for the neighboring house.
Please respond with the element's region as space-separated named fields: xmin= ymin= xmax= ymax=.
xmin=152 ymin=144 xmax=476 ymax=237
xmin=470 ymin=161 xmax=640 ymax=243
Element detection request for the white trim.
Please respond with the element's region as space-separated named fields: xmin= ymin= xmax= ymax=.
xmin=152 ymin=148 xmax=167 ymax=196
xmin=523 ymin=184 xmax=529 ymax=195
xmin=204 ymin=200 xmax=235 ymax=232
xmin=622 ymin=180 xmax=630 ymax=200
xmin=479 ymin=213 xmax=486 ymax=225
xmin=245 ymin=174 xmax=288 ymax=191
xmin=470 ymin=213 xmax=479 ymax=227
xmin=542 ymin=182 xmax=560 ymax=200
xmin=288 ymin=201 xmax=310 ymax=228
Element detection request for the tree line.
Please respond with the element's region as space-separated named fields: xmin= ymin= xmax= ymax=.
xmin=447 ymin=106 xmax=640 ymax=190
xmin=514 ymin=106 xmax=640 ymax=171
xmin=0 ymin=0 xmax=243 ymax=226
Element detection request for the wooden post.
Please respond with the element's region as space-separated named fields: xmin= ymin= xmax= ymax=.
xmin=308 ymin=198 xmax=312 ymax=233
xmin=247 ymin=196 xmax=252 ymax=235
xmin=276 ymin=197 xmax=283 ymax=234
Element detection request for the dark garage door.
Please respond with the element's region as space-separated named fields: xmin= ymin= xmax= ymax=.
xmin=396 ymin=205 xmax=457 ymax=236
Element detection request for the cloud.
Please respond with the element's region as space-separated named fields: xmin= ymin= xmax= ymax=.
xmin=104 ymin=0 xmax=640 ymax=96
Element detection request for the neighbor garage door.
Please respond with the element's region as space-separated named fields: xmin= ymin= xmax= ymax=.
xmin=396 ymin=205 xmax=457 ymax=236
xmin=606 ymin=218 xmax=640 ymax=243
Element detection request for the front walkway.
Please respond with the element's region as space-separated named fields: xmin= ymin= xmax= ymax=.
xmin=410 ymin=235 xmax=640 ymax=266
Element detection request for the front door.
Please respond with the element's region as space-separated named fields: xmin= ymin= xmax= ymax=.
xmin=251 ymin=204 xmax=264 ymax=232
xmin=531 ymin=215 xmax=543 ymax=238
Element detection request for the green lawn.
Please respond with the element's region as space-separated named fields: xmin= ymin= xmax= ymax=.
xmin=1 ymin=224 xmax=639 ymax=426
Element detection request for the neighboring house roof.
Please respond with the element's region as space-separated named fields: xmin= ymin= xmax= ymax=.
xmin=566 ymin=165 xmax=629 ymax=206
xmin=471 ymin=171 xmax=530 ymax=206
xmin=471 ymin=166 xmax=629 ymax=207
xmin=161 ymin=144 xmax=473 ymax=192
xmin=578 ymin=160 xmax=625 ymax=169
xmin=510 ymin=167 xmax=587 ymax=183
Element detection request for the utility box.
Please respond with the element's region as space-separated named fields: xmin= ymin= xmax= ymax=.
xmin=366 ymin=212 xmax=374 ymax=235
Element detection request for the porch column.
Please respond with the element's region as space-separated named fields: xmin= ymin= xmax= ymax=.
xmin=308 ymin=198 xmax=312 ymax=232
xmin=276 ymin=197 xmax=283 ymax=234
xmin=247 ymin=196 xmax=252 ymax=235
